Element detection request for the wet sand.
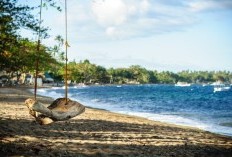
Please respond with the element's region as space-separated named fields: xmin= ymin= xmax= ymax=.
xmin=0 ymin=87 xmax=232 ymax=156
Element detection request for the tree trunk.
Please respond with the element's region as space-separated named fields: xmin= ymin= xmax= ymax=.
xmin=25 ymin=98 xmax=85 ymax=125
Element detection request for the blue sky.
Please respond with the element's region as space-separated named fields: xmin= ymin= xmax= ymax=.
xmin=20 ymin=0 xmax=232 ymax=72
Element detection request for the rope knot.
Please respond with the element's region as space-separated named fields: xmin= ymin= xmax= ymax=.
xmin=65 ymin=41 xmax=70 ymax=47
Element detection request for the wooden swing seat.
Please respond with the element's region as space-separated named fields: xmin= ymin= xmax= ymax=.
xmin=25 ymin=98 xmax=85 ymax=125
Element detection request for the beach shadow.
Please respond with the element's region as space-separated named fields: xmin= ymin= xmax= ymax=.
xmin=0 ymin=118 xmax=175 ymax=137
xmin=1 ymin=118 xmax=232 ymax=156
xmin=1 ymin=137 xmax=231 ymax=157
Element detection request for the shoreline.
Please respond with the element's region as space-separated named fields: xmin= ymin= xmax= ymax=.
xmin=1 ymin=86 xmax=232 ymax=156
xmin=35 ymin=85 xmax=232 ymax=138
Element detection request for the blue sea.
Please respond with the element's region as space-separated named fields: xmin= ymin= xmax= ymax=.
xmin=35 ymin=84 xmax=232 ymax=136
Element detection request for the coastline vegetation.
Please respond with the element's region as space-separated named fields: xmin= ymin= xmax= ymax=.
xmin=55 ymin=60 xmax=232 ymax=85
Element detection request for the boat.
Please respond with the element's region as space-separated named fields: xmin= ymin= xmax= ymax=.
xmin=202 ymin=83 xmax=210 ymax=87
xmin=73 ymin=83 xmax=87 ymax=88
xmin=211 ymin=82 xmax=221 ymax=86
xmin=175 ymin=82 xmax=191 ymax=87
xmin=213 ymin=84 xmax=231 ymax=92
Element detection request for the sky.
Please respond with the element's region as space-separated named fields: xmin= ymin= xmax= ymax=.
xmin=20 ymin=0 xmax=232 ymax=72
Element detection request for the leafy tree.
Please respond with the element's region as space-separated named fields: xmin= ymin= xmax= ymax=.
xmin=0 ymin=0 xmax=58 ymax=54
xmin=94 ymin=65 xmax=109 ymax=84
xmin=0 ymin=0 xmax=59 ymax=55
xmin=157 ymin=71 xmax=177 ymax=84
xmin=0 ymin=0 xmax=36 ymax=54
xmin=129 ymin=65 xmax=150 ymax=84
xmin=112 ymin=68 xmax=131 ymax=84
xmin=177 ymin=70 xmax=191 ymax=83
xmin=148 ymin=70 xmax=158 ymax=83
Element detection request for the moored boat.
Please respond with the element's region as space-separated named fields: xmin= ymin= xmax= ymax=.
xmin=213 ymin=84 xmax=231 ymax=92
xmin=175 ymin=82 xmax=191 ymax=87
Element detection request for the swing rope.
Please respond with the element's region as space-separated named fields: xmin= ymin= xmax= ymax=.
xmin=34 ymin=0 xmax=69 ymax=102
xmin=25 ymin=0 xmax=85 ymax=125
xmin=65 ymin=0 xmax=69 ymax=103
xmin=34 ymin=0 xmax=43 ymax=100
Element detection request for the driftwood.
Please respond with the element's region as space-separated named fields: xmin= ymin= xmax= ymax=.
xmin=25 ymin=98 xmax=85 ymax=125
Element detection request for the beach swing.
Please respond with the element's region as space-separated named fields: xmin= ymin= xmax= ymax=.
xmin=25 ymin=0 xmax=85 ymax=125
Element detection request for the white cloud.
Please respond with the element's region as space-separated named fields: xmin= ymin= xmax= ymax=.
xmin=41 ymin=0 xmax=232 ymax=41
xmin=189 ymin=1 xmax=219 ymax=12
xmin=128 ymin=5 xmax=137 ymax=15
xmin=91 ymin=0 xmax=127 ymax=26
xmin=106 ymin=27 xmax=117 ymax=36
xmin=188 ymin=0 xmax=232 ymax=12
xmin=90 ymin=0 xmax=155 ymax=38
xmin=89 ymin=0 xmax=199 ymax=39
xmin=140 ymin=0 xmax=150 ymax=13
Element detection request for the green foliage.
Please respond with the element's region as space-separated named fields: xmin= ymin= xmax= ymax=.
xmin=0 ymin=0 xmax=57 ymax=54
xmin=0 ymin=0 xmax=62 ymax=79
xmin=157 ymin=71 xmax=178 ymax=84
xmin=55 ymin=60 xmax=232 ymax=85
xmin=59 ymin=60 xmax=109 ymax=84
xmin=0 ymin=37 xmax=60 ymax=75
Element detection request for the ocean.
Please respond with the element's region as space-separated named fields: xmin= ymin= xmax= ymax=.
xmin=35 ymin=84 xmax=232 ymax=136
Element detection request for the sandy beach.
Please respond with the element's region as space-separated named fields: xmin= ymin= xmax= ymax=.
xmin=0 ymin=87 xmax=232 ymax=156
